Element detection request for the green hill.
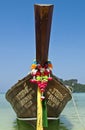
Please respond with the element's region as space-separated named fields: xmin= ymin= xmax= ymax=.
xmin=60 ymin=79 xmax=85 ymax=92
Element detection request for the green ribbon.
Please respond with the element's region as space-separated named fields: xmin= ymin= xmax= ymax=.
xmin=42 ymin=99 xmax=48 ymax=127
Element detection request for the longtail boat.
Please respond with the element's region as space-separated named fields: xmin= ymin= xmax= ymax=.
xmin=6 ymin=4 xmax=72 ymax=128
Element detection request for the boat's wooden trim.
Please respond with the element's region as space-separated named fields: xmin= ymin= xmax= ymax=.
xmin=17 ymin=117 xmax=59 ymax=121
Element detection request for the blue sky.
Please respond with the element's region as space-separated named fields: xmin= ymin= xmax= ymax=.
xmin=0 ymin=0 xmax=85 ymax=92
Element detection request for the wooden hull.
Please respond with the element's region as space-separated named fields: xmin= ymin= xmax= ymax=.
xmin=6 ymin=73 xmax=72 ymax=121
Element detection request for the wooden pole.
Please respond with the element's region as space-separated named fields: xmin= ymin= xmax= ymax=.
xmin=34 ymin=4 xmax=54 ymax=66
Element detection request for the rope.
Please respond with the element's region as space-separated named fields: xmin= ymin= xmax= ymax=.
xmin=72 ymin=95 xmax=85 ymax=130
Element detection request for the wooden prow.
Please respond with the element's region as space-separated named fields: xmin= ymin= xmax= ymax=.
xmin=34 ymin=4 xmax=54 ymax=65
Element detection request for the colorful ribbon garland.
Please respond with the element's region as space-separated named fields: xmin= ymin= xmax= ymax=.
xmin=30 ymin=60 xmax=53 ymax=130
xmin=37 ymin=87 xmax=43 ymax=130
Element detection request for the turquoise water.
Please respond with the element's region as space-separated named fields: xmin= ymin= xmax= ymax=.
xmin=0 ymin=93 xmax=85 ymax=130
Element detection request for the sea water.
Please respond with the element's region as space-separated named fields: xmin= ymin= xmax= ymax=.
xmin=0 ymin=93 xmax=85 ymax=130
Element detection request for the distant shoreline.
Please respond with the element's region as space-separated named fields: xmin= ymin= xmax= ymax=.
xmin=60 ymin=78 xmax=85 ymax=93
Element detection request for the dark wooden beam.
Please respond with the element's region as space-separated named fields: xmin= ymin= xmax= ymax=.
xmin=34 ymin=4 xmax=54 ymax=65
